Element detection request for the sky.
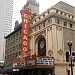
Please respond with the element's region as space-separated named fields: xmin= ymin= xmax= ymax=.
xmin=12 ymin=0 xmax=75 ymax=31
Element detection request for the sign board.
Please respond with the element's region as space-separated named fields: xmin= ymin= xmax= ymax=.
xmin=13 ymin=60 xmax=35 ymax=67
xmin=37 ymin=57 xmax=54 ymax=65
xmin=13 ymin=54 xmax=54 ymax=68
xmin=20 ymin=9 xmax=30 ymax=57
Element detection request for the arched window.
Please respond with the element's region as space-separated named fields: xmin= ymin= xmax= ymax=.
xmin=72 ymin=52 xmax=75 ymax=62
xmin=38 ymin=37 xmax=46 ymax=56
xmin=66 ymin=51 xmax=69 ymax=62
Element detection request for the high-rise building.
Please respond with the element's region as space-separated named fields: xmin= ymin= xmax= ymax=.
xmin=0 ymin=0 xmax=14 ymax=61
xmin=4 ymin=0 xmax=14 ymax=36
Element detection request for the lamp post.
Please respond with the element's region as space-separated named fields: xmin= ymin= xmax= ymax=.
xmin=67 ymin=41 xmax=73 ymax=75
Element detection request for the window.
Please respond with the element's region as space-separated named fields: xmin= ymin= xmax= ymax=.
xmin=43 ymin=23 xmax=45 ymax=27
xmin=19 ymin=51 xmax=20 ymax=55
xmin=31 ymin=29 xmax=32 ymax=33
xmin=16 ymin=52 xmax=18 ymax=57
xmin=43 ymin=14 xmax=45 ymax=17
xmin=69 ymin=23 xmax=72 ymax=28
xmin=64 ymin=21 xmax=67 ymax=26
xmin=11 ymin=42 xmax=12 ymax=46
xmin=11 ymin=37 xmax=12 ymax=41
xmin=13 ymin=53 xmax=15 ymax=58
xmin=60 ymin=12 xmax=62 ymax=15
xmin=16 ymin=39 xmax=18 ymax=43
xmin=48 ymin=11 xmax=49 ymax=14
xmin=8 ymin=38 xmax=10 ymax=41
xmin=19 ymin=37 xmax=21 ymax=42
xmin=16 ymin=33 xmax=18 ymax=38
xmin=72 ymin=52 xmax=75 ymax=62
xmin=10 ymin=54 xmax=12 ymax=58
xmin=35 ymin=20 xmax=36 ymax=22
xmin=67 ymin=70 xmax=70 ymax=75
xmin=16 ymin=45 xmax=18 ymax=50
xmin=5 ymin=56 xmax=7 ymax=60
xmin=7 ymin=55 xmax=9 ymax=59
xmin=56 ymin=10 xmax=58 ymax=13
xmin=19 ymin=44 xmax=21 ymax=49
xmin=48 ymin=20 xmax=50 ymax=23
xmin=39 ymin=17 xmax=40 ymax=19
xmin=72 ymin=16 xmax=74 ymax=19
xmin=56 ymin=19 xmax=60 ymax=24
xmin=35 ymin=28 xmax=36 ymax=31
xmin=20 ymin=31 xmax=21 ymax=36
xmin=13 ymin=40 xmax=15 ymax=45
xmin=13 ymin=35 xmax=15 ymax=39
xmin=66 ymin=51 xmax=69 ymax=62
xmin=68 ymin=15 xmax=70 ymax=18
xmin=64 ymin=13 xmax=66 ymax=16
xmin=38 ymin=26 xmax=40 ymax=29
xmin=13 ymin=46 xmax=15 ymax=51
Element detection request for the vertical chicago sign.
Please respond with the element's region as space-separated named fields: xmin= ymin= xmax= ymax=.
xmin=20 ymin=9 xmax=30 ymax=57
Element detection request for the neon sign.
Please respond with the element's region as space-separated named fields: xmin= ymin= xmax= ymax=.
xmin=20 ymin=9 xmax=30 ymax=57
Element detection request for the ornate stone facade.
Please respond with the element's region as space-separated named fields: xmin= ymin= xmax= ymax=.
xmin=28 ymin=1 xmax=75 ymax=75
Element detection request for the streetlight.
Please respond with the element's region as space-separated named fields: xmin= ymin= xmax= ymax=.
xmin=67 ymin=41 xmax=73 ymax=75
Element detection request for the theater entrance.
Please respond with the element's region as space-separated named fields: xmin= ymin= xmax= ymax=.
xmin=13 ymin=68 xmax=54 ymax=75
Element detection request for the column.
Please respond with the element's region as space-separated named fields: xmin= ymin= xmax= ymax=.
xmin=52 ymin=25 xmax=58 ymax=60
xmin=47 ymin=26 xmax=53 ymax=56
xmin=30 ymin=35 xmax=35 ymax=55
xmin=46 ymin=28 xmax=48 ymax=56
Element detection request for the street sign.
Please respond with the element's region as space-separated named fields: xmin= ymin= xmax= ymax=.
xmin=69 ymin=55 xmax=74 ymax=60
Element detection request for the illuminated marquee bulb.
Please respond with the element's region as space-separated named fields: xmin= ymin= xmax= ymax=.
xmin=23 ymin=35 xmax=27 ymax=40
xmin=23 ymin=30 xmax=27 ymax=34
xmin=23 ymin=47 xmax=27 ymax=51
xmin=23 ymin=41 xmax=27 ymax=46
xmin=24 ymin=14 xmax=28 ymax=18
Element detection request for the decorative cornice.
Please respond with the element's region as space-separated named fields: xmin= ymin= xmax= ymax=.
xmin=47 ymin=26 xmax=52 ymax=31
xmin=56 ymin=26 xmax=62 ymax=31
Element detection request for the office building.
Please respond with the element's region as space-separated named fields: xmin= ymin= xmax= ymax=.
xmin=0 ymin=0 xmax=14 ymax=61
xmin=4 ymin=0 xmax=14 ymax=36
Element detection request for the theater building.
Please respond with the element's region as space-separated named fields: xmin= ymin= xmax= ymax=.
xmin=4 ymin=1 xmax=75 ymax=75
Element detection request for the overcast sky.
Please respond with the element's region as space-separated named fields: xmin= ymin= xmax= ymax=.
xmin=12 ymin=0 xmax=75 ymax=31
